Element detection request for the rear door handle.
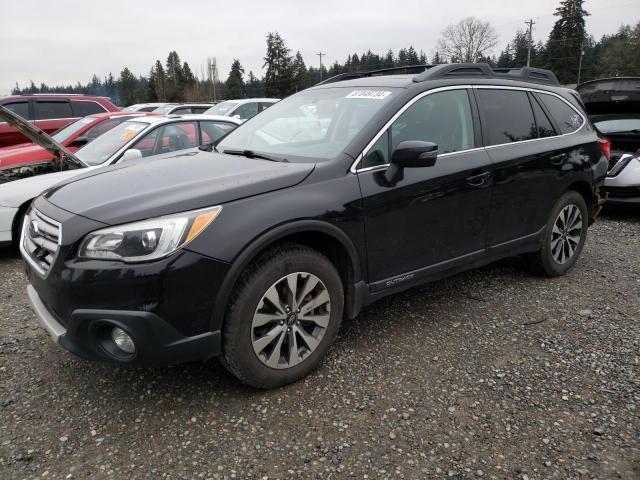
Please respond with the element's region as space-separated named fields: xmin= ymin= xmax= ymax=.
xmin=466 ymin=171 xmax=491 ymax=187
xmin=550 ymin=153 xmax=568 ymax=165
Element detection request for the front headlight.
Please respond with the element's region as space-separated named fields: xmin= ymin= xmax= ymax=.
xmin=78 ymin=206 xmax=222 ymax=262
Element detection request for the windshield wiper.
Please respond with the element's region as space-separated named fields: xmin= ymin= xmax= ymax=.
xmin=223 ymin=149 xmax=288 ymax=163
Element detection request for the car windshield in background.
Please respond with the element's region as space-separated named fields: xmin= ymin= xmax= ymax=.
xmin=51 ymin=117 xmax=94 ymax=142
xmin=76 ymin=120 xmax=148 ymax=166
xmin=205 ymin=102 xmax=238 ymax=115
xmin=217 ymin=87 xmax=399 ymax=160
xmin=594 ymin=118 xmax=640 ymax=134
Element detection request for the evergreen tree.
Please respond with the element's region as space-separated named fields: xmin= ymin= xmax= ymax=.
xmin=544 ymin=0 xmax=589 ymax=84
xmin=165 ymin=50 xmax=184 ymax=101
xmin=290 ymin=51 xmax=308 ymax=92
xmin=149 ymin=60 xmax=166 ymax=102
xmin=225 ymin=59 xmax=246 ymax=99
xmin=407 ymin=46 xmax=420 ymax=65
xmin=263 ymin=32 xmax=293 ymax=97
xmin=117 ymin=67 xmax=139 ymax=106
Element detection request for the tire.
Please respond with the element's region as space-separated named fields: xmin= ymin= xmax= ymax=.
xmin=525 ymin=190 xmax=588 ymax=276
xmin=221 ymin=243 xmax=344 ymax=389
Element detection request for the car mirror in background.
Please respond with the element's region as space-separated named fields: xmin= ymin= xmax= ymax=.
xmin=232 ymin=114 xmax=242 ymax=119
xmin=120 ymin=149 xmax=143 ymax=162
xmin=383 ymin=140 xmax=438 ymax=185
xmin=69 ymin=136 xmax=89 ymax=148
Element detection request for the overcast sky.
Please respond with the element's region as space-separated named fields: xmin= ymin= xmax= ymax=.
xmin=1 ymin=0 xmax=638 ymax=95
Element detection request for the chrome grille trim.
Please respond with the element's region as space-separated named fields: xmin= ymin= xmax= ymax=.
xmin=20 ymin=208 xmax=61 ymax=276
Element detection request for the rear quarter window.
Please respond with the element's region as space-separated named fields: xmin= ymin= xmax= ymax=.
xmin=537 ymin=93 xmax=584 ymax=134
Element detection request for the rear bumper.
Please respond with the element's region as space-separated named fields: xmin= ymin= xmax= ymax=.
xmin=26 ymin=283 xmax=222 ymax=366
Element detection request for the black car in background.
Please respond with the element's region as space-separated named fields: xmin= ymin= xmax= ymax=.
xmin=22 ymin=64 xmax=608 ymax=388
xmin=576 ymin=77 xmax=640 ymax=205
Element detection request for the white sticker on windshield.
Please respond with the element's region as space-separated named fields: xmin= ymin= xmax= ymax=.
xmin=346 ymin=90 xmax=392 ymax=100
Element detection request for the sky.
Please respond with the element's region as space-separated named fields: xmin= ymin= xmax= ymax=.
xmin=1 ymin=0 xmax=638 ymax=95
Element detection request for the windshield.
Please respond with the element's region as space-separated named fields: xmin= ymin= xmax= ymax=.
xmin=76 ymin=120 xmax=149 ymax=165
xmin=205 ymin=102 xmax=239 ymax=115
xmin=594 ymin=118 xmax=640 ymax=134
xmin=51 ymin=117 xmax=94 ymax=142
xmin=217 ymin=87 xmax=399 ymax=160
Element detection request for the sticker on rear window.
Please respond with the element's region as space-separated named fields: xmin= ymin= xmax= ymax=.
xmin=346 ymin=90 xmax=392 ymax=100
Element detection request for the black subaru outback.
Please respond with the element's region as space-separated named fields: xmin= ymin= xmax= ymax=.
xmin=21 ymin=64 xmax=608 ymax=388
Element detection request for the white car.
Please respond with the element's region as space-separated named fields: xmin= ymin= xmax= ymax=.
xmin=121 ymin=103 xmax=170 ymax=112
xmin=152 ymin=103 xmax=215 ymax=115
xmin=203 ymin=98 xmax=280 ymax=121
xmin=0 ymin=111 xmax=242 ymax=246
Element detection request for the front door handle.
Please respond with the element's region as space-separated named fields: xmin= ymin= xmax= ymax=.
xmin=550 ymin=153 xmax=568 ymax=165
xmin=466 ymin=171 xmax=491 ymax=187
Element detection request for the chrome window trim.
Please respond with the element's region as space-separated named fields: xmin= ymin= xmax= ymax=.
xmin=350 ymin=84 xmax=586 ymax=174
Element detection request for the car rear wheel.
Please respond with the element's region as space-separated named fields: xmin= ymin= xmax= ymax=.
xmin=525 ymin=191 xmax=588 ymax=276
xmin=221 ymin=244 xmax=344 ymax=388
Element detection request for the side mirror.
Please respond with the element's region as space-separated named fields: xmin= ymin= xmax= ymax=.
xmin=384 ymin=141 xmax=438 ymax=184
xmin=120 ymin=149 xmax=143 ymax=162
xmin=69 ymin=136 xmax=88 ymax=148
xmin=232 ymin=114 xmax=242 ymax=119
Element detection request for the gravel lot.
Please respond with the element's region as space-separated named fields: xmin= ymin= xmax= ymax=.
xmin=1 ymin=208 xmax=638 ymax=480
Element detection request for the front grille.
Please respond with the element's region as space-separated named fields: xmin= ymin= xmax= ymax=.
xmin=604 ymin=186 xmax=640 ymax=198
xmin=22 ymin=208 xmax=61 ymax=275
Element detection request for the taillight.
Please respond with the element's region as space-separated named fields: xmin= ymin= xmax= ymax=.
xmin=597 ymin=137 xmax=611 ymax=161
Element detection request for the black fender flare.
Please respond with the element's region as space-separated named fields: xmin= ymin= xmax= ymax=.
xmin=209 ymin=219 xmax=363 ymax=331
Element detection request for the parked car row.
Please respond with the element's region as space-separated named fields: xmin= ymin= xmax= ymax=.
xmin=1 ymin=64 xmax=635 ymax=390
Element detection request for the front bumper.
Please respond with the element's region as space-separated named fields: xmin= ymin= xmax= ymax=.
xmin=0 ymin=205 xmax=18 ymax=246
xmin=27 ymin=283 xmax=222 ymax=365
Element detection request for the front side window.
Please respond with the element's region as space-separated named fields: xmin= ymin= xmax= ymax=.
xmin=71 ymin=100 xmax=107 ymax=116
xmin=232 ymin=102 xmax=259 ymax=120
xmin=3 ymin=101 xmax=30 ymax=119
xmin=476 ymin=89 xmax=537 ymax=145
xmin=35 ymin=101 xmax=73 ymax=120
xmin=131 ymin=121 xmax=198 ymax=157
xmin=218 ymin=87 xmax=399 ymax=160
xmin=200 ymin=121 xmax=237 ymax=143
xmin=538 ymin=93 xmax=584 ymax=134
xmin=390 ymin=89 xmax=474 ymax=154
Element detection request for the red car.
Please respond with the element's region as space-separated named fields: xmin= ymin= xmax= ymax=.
xmin=0 ymin=112 xmax=155 ymax=168
xmin=0 ymin=94 xmax=119 ymax=147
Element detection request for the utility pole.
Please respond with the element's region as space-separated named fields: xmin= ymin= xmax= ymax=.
xmin=317 ymin=52 xmax=326 ymax=81
xmin=576 ymin=39 xmax=585 ymax=85
xmin=525 ymin=19 xmax=535 ymax=67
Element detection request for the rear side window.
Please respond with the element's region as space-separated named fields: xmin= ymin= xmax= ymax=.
xmin=476 ymin=89 xmax=536 ymax=146
xmin=35 ymin=101 xmax=73 ymax=120
xmin=537 ymin=93 xmax=583 ymax=134
xmin=2 ymin=101 xmax=30 ymax=119
xmin=72 ymin=100 xmax=107 ymax=117
xmin=530 ymin=95 xmax=556 ymax=138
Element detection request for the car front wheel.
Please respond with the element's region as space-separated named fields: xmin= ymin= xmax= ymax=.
xmin=221 ymin=244 xmax=344 ymax=388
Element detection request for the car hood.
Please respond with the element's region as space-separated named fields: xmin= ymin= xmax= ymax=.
xmin=0 ymin=144 xmax=54 ymax=167
xmin=44 ymin=150 xmax=315 ymax=225
xmin=576 ymin=77 xmax=640 ymax=115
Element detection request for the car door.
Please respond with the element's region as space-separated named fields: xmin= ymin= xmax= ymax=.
xmin=0 ymin=100 xmax=32 ymax=147
xmin=357 ymin=88 xmax=493 ymax=287
xmin=34 ymin=100 xmax=75 ymax=135
xmin=474 ymin=87 xmax=568 ymax=247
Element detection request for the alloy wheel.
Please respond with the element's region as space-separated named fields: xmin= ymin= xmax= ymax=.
xmin=251 ymin=272 xmax=330 ymax=369
xmin=550 ymin=204 xmax=583 ymax=264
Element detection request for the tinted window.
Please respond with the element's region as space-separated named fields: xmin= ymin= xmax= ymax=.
xmin=3 ymin=101 xmax=30 ymax=119
xmin=530 ymin=95 xmax=556 ymax=138
xmin=476 ymin=89 xmax=537 ymax=145
xmin=233 ymin=102 xmax=260 ymax=120
xmin=538 ymin=93 xmax=583 ymax=134
xmin=71 ymin=100 xmax=106 ymax=116
xmin=363 ymin=130 xmax=390 ymax=168
xmin=35 ymin=101 xmax=73 ymax=120
xmin=390 ymin=89 xmax=475 ymax=154
xmin=200 ymin=121 xmax=236 ymax=143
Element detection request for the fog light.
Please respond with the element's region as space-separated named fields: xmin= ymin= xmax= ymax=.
xmin=110 ymin=327 xmax=135 ymax=354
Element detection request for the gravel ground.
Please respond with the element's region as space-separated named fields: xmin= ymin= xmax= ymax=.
xmin=0 ymin=208 xmax=638 ymax=480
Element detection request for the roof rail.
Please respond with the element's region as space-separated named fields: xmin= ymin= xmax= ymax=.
xmin=413 ymin=63 xmax=560 ymax=86
xmin=316 ymin=64 xmax=434 ymax=86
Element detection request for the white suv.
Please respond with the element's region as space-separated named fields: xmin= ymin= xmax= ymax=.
xmin=203 ymin=98 xmax=280 ymax=121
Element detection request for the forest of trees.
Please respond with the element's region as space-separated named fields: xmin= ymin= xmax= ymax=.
xmin=11 ymin=0 xmax=640 ymax=106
